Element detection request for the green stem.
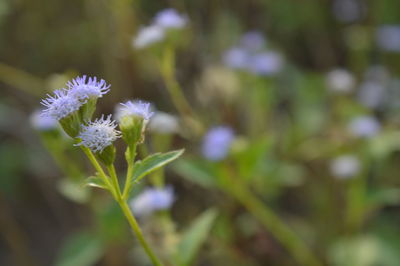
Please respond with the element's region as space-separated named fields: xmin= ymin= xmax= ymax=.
xmin=118 ymin=199 xmax=164 ymax=266
xmin=107 ymin=164 xmax=122 ymax=201
xmin=80 ymin=147 xmax=115 ymax=197
xmin=160 ymin=46 xmax=194 ymax=118
xmin=81 ymin=147 xmax=163 ymax=266
xmin=225 ymin=179 xmax=322 ymax=266
xmin=122 ymin=145 xmax=137 ymax=199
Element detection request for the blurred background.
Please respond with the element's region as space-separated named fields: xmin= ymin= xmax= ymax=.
xmin=2 ymin=0 xmax=400 ymax=265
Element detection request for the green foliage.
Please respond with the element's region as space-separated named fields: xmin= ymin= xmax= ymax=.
xmin=173 ymin=158 xmax=219 ymax=188
xmin=83 ymin=176 xmax=109 ymax=190
xmin=176 ymin=208 xmax=218 ymax=266
xmin=55 ymin=231 xmax=103 ymax=266
xmin=131 ymin=149 xmax=184 ymax=184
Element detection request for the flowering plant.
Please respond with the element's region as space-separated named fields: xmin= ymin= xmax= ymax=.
xmin=40 ymin=75 xmax=183 ymax=266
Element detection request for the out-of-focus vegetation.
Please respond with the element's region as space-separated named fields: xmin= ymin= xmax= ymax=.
xmin=2 ymin=0 xmax=400 ymax=265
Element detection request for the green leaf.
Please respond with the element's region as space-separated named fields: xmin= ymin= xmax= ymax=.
xmin=131 ymin=149 xmax=184 ymax=183
xmin=367 ymin=188 xmax=400 ymax=211
xmin=55 ymin=231 xmax=103 ymax=266
xmin=173 ymin=159 xmax=218 ymax=188
xmin=176 ymin=208 xmax=218 ymax=266
xmin=57 ymin=179 xmax=90 ymax=203
xmin=83 ymin=176 xmax=109 ymax=190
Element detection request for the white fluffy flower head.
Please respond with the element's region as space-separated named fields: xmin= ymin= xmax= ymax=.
xmin=133 ymin=25 xmax=165 ymax=49
xmin=148 ymin=111 xmax=179 ymax=134
xmin=76 ymin=115 xmax=121 ymax=152
xmin=41 ymin=89 xmax=82 ymax=120
xmin=326 ymin=68 xmax=355 ymax=93
xmin=330 ymin=155 xmax=360 ymax=179
xmin=119 ymin=100 xmax=154 ymax=121
xmin=67 ymin=75 xmax=110 ymax=101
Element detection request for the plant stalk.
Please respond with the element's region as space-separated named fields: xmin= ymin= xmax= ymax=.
xmin=224 ymin=177 xmax=322 ymax=266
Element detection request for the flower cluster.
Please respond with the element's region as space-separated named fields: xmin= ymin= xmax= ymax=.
xmin=133 ymin=8 xmax=187 ymax=49
xmin=222 ymin=31 xmax=284 ymax=76
xmin=41 ymin=75 xmax=110 ymax=121
xmin=39 ymin=75 xmax=157 ymax=155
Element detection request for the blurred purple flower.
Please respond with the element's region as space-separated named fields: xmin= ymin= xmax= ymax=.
xmin=348 ymin=115 xmax=380 ymax=138
xmin=240 ymin=31 xmax=266 ymax=51
xmin=248 ymin=51 xmax=284 ymax=76
xmin=358 ymin=81 xmax=386 ymax=109
xmin=130 ymin=186 xmax=175 ymax=217
xmin=332 ymin=0 xmax=365 ymax=23
xmin=30 ymin=110 xmax=58 ymax=131
xmin=154 ymin=8 xmax=187 ymax=29
xmin=222 ymin=47 xmax=249 ymax=69
xmin=202 ymin=126 xmax=234 ymax=161
xmin=376 ymin=25 xmax=400 ymax=53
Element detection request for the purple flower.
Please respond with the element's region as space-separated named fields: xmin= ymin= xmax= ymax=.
xmin=247 ymin=51 xmax=284 ymax=76
xmin=76 ymin=115 xmax=121 ymax=152
xmin=202 ymin=126 xmax=234 ymax=161
xmin=66 ymin=75 xmax=110 ymax=101
xmin=30 ymin=110 xmax=58 ymax=131
xmin=41 ymin=89 xmax=82 ymax=120
xmin=358 ymin=81 xmax=386 ymax=109
xmin=348 ymin=115 xmax=380 ymax=138
xmin=376 ymin=25 xmax=400 ymax=53
xmin=222 ymin=47 xmax=250 ymax=69
xmin=332 ymin=0 xmax=366 ymax=23
xmin=130 ymin=186 xmax=175 ymax=217
xmin=240 ymin=31 xmax=266 ymax=51
xmin=153 ymin=8 xmax=187 ymax=29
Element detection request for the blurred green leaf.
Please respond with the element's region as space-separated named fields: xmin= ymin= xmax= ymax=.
xmin=58 ymin=179 xmax=90 ymax=203
xmin=132 ymin=149 xmax=184 ymax=183
xmin=83 ymin=176 xmax=109 ymax=190
xmin=329 ymin=235 xmax=400 ymax=266
xmin=55 ymin=231 xmax=103 ymax=266
xmin=173 ymin=159 xmax=218 ymax=188
xmin=367 ymin=188 xmax=400 ymax=211
xmin=176 ymin=208 xmax=218 ymax=266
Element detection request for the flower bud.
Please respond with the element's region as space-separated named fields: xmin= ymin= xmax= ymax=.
xmin=117 ymin=100 xmax=154 ymax=146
